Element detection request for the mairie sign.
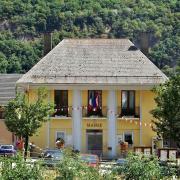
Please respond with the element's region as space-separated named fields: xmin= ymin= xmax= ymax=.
xmin=87 ymin=123 xmax=102 ymax=128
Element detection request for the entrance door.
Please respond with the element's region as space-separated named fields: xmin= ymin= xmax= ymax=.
xmin=86 ymin=130 xmax=103 ymax=157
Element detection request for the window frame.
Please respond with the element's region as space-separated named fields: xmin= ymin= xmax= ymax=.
xmin=123 ymin=131 xmax=134 ymax=147
xmin=121 ymin=90 xmax=135 ymax=116
xmin=54 ymin=90 xmax=68 ymax=117
xmin=55 ymin=131 xmax=66 ymax=142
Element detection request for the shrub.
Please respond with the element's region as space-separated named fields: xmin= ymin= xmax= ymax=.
xmin=113 ymin=153 xmax=162 ymax=180
xmin=56 ymin=156 xmax=99 ymax=180
xmin=159 ymin=161 xmax=179 ymax=178
xmin=55 ymin=150 xmax=115 ymax=180
xmin=0 ymin=155 xmax=44 ymax=180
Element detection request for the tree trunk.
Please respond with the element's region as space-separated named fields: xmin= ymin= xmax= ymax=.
xmin=24 ymin=135 xmax=29 ymax=160
xmin=169 ymin=127 xmax=173 ymax=148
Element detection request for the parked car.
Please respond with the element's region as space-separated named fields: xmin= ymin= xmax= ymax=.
xmin=29 ymin=143 xmax=43 ymax=158
xmin=41 ymin=149 xmax=63 ymax=167
xmin=0 ymin=145 xmax=16 ymax=157
xmin=116 ymin=158 xmax=127 ymax=166
xmin=80 ymin=154 xmax=99 ymax=168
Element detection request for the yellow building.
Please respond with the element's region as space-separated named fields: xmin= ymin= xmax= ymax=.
xmin=0 ymin=74 xmax=22 ymax=145
xmin=17 ymin=39 xmax=167 ymax=158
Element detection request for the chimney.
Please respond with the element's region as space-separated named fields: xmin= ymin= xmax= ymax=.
xmin=139 ymin=32 xmax=149 ymax=56
xmin=44 ymin=32 xmax=52 ymax=56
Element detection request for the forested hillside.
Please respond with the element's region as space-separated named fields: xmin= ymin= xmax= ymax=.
xmin=0 ymin=0 xmax=179 ymax=75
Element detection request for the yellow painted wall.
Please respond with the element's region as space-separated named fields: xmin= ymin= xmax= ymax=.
xmin=68 ymin=90 xmax=72 ymax=116
xmin=28 ymin=89 xmax=38 ymax=103
xmin=28 ymin=89 xmax=157 ymax=156
xmin=102 ymin=90 xmax=108 ymax=116
xmin=141 ymin=91 xmax=156 ymax=146
xmin=29 ymin=89 xmax=72 ymax=149
xmin=116 ymin=90 xmax=121 ymax=113
xmin=30 ymin=118 xmax=72 ymax=149
xmin=30 ymin=122 xmax=47 ymax=149
xmin=82 ymin=90 xmax=88 ymax=117
xmin=0 ymin=120 xmax=13 ymax=144
xmin=49 ymin=119 xmax=72 ymax=148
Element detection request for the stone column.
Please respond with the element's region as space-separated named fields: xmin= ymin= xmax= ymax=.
xmin=107 ymin=90 xmax=117 ymax=157
xmin=47 ymin=91 xmax=51 ymax=148
xmin=46 ymin=121 xmax=50 ymax=148
xmin=72 ymin=89 xmax=82 ymax=151
xmin=139 ymin=91 xmax=142 ymax=145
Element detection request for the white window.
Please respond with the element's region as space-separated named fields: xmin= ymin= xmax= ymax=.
xmin=124 ymin=132 xmax=133 ymax=146
xmin=56 ymin=131 xmax=65 ymax=142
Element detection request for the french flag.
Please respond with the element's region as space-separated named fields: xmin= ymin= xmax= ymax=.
xmin=95 ymin=94 xmax=99 ymax=107
xmin=89 ymin=92 xmax=93 ymax=106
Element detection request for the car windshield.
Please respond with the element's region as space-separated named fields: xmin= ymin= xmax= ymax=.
xmin=80 ymin=155 xmax=97 ymax=163
xmin=1 ymin=145 xmax=13 ymax=149
xmin=117 ymin=159 xmax=126 ymax=163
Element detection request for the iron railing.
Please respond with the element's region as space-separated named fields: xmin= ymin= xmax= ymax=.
xmin=118 ymin=106 xmax=140 ymax=118
xmin=82 ymin=106 xmax=108 ymax=118
xmin=51 ymin=106 xmax=140 ymax=118
xmin=52 ymin=106 xmax=69 ymax=117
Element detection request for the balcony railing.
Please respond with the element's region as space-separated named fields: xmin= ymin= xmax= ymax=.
xmin=51 ymin=106 xmax=140 ymax=118
xmin=82 ymin=106 xmax=108 ymax=118
xmin=118 ymin=106 xmax=140 ymax=118
xmin=52 ymin=106 xmax=108 ymax=118
xmin=52 ymin=106 xmax=69 ymax=117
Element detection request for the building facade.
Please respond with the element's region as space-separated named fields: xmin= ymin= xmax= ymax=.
xmin=0 ymin=74 xmax=22 ymax=145
xmin=17 ymin=39 xmax=167 ymax=157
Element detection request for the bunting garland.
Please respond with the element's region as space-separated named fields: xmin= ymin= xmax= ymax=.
xmin=53 ymin=105 xmax=154 ymax=128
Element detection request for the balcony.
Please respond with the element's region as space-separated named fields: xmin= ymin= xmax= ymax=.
xmin=82 ymin=106 xmax=107 ymax=118
xmin=52 ymin=106 xmax=108 ymax=118
xmin=118 ymin=106 xmax=140 ymax=118
xmin=52 ymin=106 xmax=70 ymax=117
xmin=51 ymin=105 xmax=140 ymax=119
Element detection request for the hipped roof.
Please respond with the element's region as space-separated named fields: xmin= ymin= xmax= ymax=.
xmin=0 ymin=74 xmax=22 ymax=105
xmin=17 ymin=39 xmax=167 ymax=86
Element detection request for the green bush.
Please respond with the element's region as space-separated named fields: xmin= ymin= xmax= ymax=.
xmin=160 ymin=161 xmax=179 ymax=178
xmin=113 ymin=153 xmax=162 ymax=180
xmin=55 ymin=150 xmax=115 ymax=180
xmin=56 ymin=156 xmax=99 ymax=180
xmin=2 ymin=151 xmax=177 ymax=180
xmin=0 ymin=149 xmax=116 ymax=180
xmin=0 ymin=155 xmax=44 ymax=180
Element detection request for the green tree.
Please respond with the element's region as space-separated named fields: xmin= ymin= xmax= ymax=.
xmin=0 ymin=0 xmax=179 ymax=73
xmin=151 ymin=75 xmax=180 ymax=147
xmin=4 ymin=88 xmax=53 ymax=158
xmin=0 ymin=52 xmax=8 ymax=73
